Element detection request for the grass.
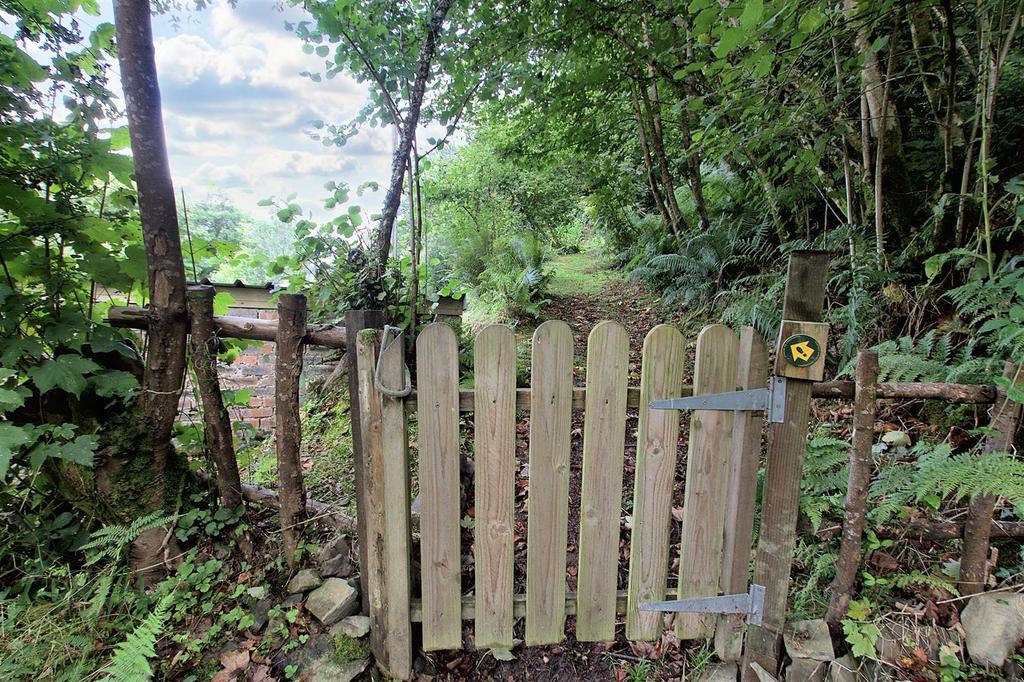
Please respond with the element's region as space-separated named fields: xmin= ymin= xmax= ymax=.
xmin=544 ymin=251 xmax=618 ymax=298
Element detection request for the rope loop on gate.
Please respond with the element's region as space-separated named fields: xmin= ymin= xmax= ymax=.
xmin=374 ymin=325 xmax=412 ymax=398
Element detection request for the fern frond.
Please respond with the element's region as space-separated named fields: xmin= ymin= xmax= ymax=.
xmin=81 ymin=511 xmax=176 ymax=566
xmin=101 ymin=593 xmax=173 ymax=681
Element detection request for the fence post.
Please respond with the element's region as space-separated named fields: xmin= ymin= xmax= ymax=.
xmin=826 ymin=349 xmax=878 ymax=622
xmin=345 ymin=309 xmax=384 ymax=615
xmin=354 ymin=329 xmax=412 ymax=679
xmin=742 ymin=251 xmax=829 ymax=680
xmin=186 ymin=285 xmax=244 ymax=512
xmin=276 ymin=293 xmax=307 ymax=570
xmin=960 ymin=362 xmax=1023 ymax=595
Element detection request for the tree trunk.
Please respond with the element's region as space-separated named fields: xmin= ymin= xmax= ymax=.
xmin=374 ymin=0 xmax=454 ymax=272
xmin=276 ymin=293 xmax=308 ymax=569
xmin=114 ymin=0 xmax=189 ymax=574
xmin=630 ymin=84 xmax=673 ymax=231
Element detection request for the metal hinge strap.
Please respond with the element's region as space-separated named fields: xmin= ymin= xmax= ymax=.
xmin=639 ymin=584 xmax=766 ymax=625
xmin=650 ymin=378 xmax=787 ymax=423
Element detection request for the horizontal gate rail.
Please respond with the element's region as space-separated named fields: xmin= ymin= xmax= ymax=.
xmin=403 ymin=381 xmax=997 ymax=412
xmin=409 ymin=588 xmax=677 ymax=623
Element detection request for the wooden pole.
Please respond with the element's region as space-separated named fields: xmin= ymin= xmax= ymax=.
xmin=743 ymin=251 xmax=829 ymax=680
xmin=959 ymin=362 xmax=1023 ymax=596
xmin=108 ymin=304 xmax=348 ymax=349
xmin=187 ymin=286 xmax=244 ymax=511
xmin=826 ymin=350 xmax=878 ymax=622
xmin=276 ymin=293 xmax=308 ymax=569
xmin=345 ymin=309 xmax=383 ymax=616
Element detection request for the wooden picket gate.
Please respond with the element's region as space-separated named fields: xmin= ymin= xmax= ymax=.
xmin=353 ymin=319 xmax=772 ymax=679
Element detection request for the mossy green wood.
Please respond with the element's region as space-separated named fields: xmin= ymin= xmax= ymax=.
xmin=416 ymin=323 xmax=462 ymax=650
xmin=473 ymin=324 xmax=517 ymax=649
xmin=576 ymin=321 xmax=630 ymax=642
xmin=525 ymin=320 xmax=574 ymax=645
xmin=626 ymin=324 xmax=686 ymax=640
xmin=676 ymin=324 xmax=739 ymax=640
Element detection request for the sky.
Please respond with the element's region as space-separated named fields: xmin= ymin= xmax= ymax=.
xmin=85 ymin=0 xmax=396 ymax=222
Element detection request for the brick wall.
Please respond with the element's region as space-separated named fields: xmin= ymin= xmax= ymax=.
xmin=179 ymin=306 xmax=338 ymax=432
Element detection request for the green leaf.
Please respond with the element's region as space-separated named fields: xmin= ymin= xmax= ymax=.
xmin=213 ymin=292 xmax=235 ymax=316
xmin=714 ymin=28 xmax=745 ymax=59
xmin=90 ymin=370 xmax=140 ymax=398
xmin=740 ymin=0 xmax=763 ymax=30
xmin=108 ymin=127 xmax=131 ymax=151
xmin=0 ymin=386 xmax=29 ymax=411
xmin=315 ymin=45 xmax=330 ymax=57
xmin=0 ymin=423 xmax=33 ymax=481
xmin=28 ymin=356 xmax=102 ymax=397
xmin=490 ymin=648 xmax=516 ymax=661
xmin=31 ymin=434 xmax=98 ymax=470
xmin=798 ymin=7 xmax=826 ymax=34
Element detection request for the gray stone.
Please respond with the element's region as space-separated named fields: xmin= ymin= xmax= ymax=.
xmin=282 ymin=593 xmax=303 ymax=608
xmin=783 ymin=619 xmax=834 ymax=661
xmin=330 ymin=615 xmax=370 ymax=639
xmin=827 ymin=656 xmax=857 ymax=682
xmin=785 ymin=659 xmax=827 ymax=682
xmin=961 ymin=592 xmax=1024 ymax=667
xmin=250 ymin=599 xmax=271 ymax=632
xmin=307 ymin=577 xmax=359 ymax=626
xmin=307 ymin=657 xmax=368 ymax=682
xmin=286 ymin=568 xmax=323 ymax=594
xmin=317 ymin=535 xmax=353 ymax=578
xmin=697 ymin=662 xmax=737 ymax=681
xmin=875 ymin=623 xmax=957 ymax=662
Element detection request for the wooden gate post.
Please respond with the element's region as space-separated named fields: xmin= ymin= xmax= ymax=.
xmin=742 ymin=251 xmax=829 ymax=680
xmin=354 ymin=329 xmax=412 ymax=680
xmin=345 ymin=309 xmax=384 ymax=615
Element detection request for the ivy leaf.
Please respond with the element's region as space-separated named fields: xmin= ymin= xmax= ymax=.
xmin=490 ymin=648 xmax=516 ymax=661
xmin=0 ymin=422 xmax=33 ymax=481
xmin=28 ymin=355 xmax=102 ymax=396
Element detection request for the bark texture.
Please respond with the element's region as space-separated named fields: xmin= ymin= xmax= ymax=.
xmin=114 ymin=0 xmax=189 ymax=575
xmin=375 ymin=0 xmax=454 ymax=270
xmin=187 ymin=286 xmax=243 ymax=511
xmin=959 ymin=362 xmax=1023 ymax=596
xmin=827 ymin=350 xmax=878 ymax=622
xmin=276 ymin=293 xmax=308 ymax=568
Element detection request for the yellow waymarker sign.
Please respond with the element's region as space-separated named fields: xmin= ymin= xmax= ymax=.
xmin=782 ymin=334 xmax=821 ymax=367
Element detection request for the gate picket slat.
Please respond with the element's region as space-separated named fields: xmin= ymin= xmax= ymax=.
xmin=473 ymin=325 xmax=517 ymax=649
xmin=626 ymin=324 xmax=686 ymax=641
xmin=715 ymin=327 xmax=768 ymax=660
xmin=355 ymin=330 xmax=412 ymax=679
xmin=525 ymin=320 xmax=574 ymax=645
xmin=576 ymin=321 xmax=630 ymax=642
xmin=676 ymin=324 xmax=739 ymax=640
xmin=416 ymin=323 xmax=462 ymax=651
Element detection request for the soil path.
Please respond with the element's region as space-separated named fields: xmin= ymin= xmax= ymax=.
xmin=429 ymin=252 xmax=702 ymax=681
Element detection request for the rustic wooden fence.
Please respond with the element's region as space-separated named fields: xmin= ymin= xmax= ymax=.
xmin=107 ymin=251 xmax=1021 ymax=682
